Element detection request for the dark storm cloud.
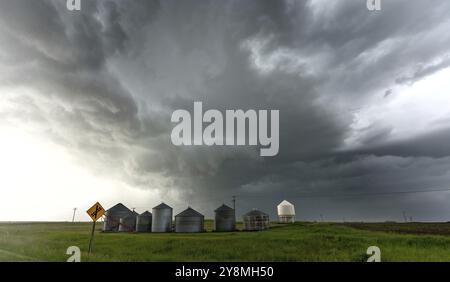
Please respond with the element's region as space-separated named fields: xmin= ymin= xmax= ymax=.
xmin=348 ymin=127 xmax=450 ymax=159
xmin=1 ymin=0 xmax=450 ymax=220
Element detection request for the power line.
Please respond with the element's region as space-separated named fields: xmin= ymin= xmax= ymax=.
xmin=238 ymin=187 xmax=450 ymax=200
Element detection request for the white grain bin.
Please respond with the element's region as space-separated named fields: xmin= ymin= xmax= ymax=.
xmin=118 ymin=212 xmax=137 ymax=232
xmin=151 ymin=203 xmax=173 ymax=232
xmin=136 ymin=211 xmax=152 ymax=232
xmin=175 ymin=207 xmax=204 ymax=233
xmin=277 ymin=200 xmax=295 ymax=223
xmin=103 ymin=203 xmax=132 ymax=232
xmin=214 ymin=204 xmax=235 ymax=232
xmin=243 ymin=209 xmax=270 ymax=231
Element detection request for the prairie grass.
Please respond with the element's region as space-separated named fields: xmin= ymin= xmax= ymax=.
xmin=1 ymin=221 xmax=450 ymax=262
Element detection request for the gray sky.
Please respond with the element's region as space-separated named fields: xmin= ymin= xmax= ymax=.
xmin=1 ymin=0 xmax=450 ymax=222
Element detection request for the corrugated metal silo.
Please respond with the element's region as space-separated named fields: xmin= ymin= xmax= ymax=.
xmin=214 ymin=204 xmax=235 ymax=232
xmin=103 ymin=203 xmax=132 ymax=232
xmin=119 ymin=212 xmax=137 ymax=232
xmin=151 ymin=203 xmax=173 ymax=232
xmin=175 ymin=207 xmax=204 ymax=232
xmin=243 ymin=209 xmax=270 ymax=231
xmin=277 ymin=200 xmax=295 ymax=223
xmin=136 ymin=211 xmax=152 ymax=232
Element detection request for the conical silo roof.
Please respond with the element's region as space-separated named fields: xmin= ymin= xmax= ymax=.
xmin=107 ymin=203 xmax=131 ymax=213
xmin=277 ymin=200 xmax=295 ymax=216
xmin=278 ymin=200 xmax=294 ymax=207
xmin=244 ymin=209 xmax=268 ymax=217
xmin=153 ymin=202 xmax=172 ymax=210
xmin=139 ymin=211 xmax=152 ymax=216
xmin=215 ymin=204 xmax=234 ymax=212
xmin=175 ymin=207 xmax=204 ymax=218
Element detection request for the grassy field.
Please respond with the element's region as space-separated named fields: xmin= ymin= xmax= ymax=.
xmin=1 ymin=221 xmax=450 ymax=262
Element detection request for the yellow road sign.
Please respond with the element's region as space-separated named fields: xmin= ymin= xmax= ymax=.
xmin=86 ymin=202 xmax=105 ymax=222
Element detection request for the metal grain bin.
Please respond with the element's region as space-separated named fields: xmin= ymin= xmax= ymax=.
xmin=277 ymin=200 xmax=295 ymax=223
xmin=119 ymin=212 xmax=137 ymax=232
xmin=151 ymin=203 xmax=173 ymax=232
xmin=136 ymin=211 xmax=152 ymax=232
xmin=243 ymin=209 xmax=270 ymax=231
xmin=214 ymin=204 xmax=235 ymax=232
xmin=103 ymin=203 xmax=132 ymax=232
xmin=175 ymin=207 xmax=204 ymax=233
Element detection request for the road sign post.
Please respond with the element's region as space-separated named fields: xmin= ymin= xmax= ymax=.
xmin=88 ymin=220 xmax=96 ymax=254
xmin=86 ymin=202 xmax=105 ymax=255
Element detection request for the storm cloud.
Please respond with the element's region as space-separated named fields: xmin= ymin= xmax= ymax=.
xmin=1 ymin=0 xmax=450 ymax=221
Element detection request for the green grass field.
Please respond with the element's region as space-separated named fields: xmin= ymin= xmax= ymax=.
xmin=1 ymin=221 xmax=450 ymax=262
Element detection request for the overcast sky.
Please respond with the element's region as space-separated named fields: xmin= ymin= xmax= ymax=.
xmin=1 ymin=0 xmax=450 ymax=222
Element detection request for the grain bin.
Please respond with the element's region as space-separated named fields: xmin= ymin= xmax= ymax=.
xmin=103 ymin=203 xmax=132 ymax=231
xmin=118 ymin=212 xmax=137 ymax=232
xmin=175 ymin=207 xmax=204 ymax=233
xmin=214 ymin=204 xmax=235 ymax=232
xmin=151 ymin=203 xmax=173 ymax=232
xmin=277 ymin=200 xmax=295 ymax=223
xmin=243 ymin=209 xmax=270 ymax=231
xmin=136 ymin=211 xmax=152 ymax=232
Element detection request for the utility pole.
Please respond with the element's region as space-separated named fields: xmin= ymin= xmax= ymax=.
xmin=232 ymin=195 xmax=236 ymax=211
xmin=72 ymin=208 xmax=77 ymax=223
xmin=402 ymin=211 xmax=407 ymax=223
xmin=320 ymin=214 xmax=324 ymax=222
